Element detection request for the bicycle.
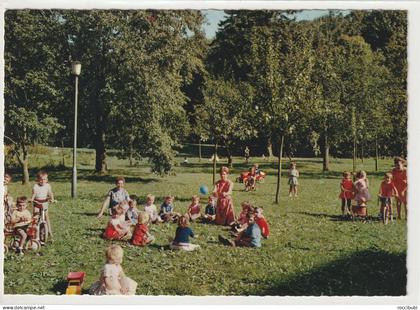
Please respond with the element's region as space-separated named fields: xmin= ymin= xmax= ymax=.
xmin=379 ymin=196 xmax=393 ymax=225
xmin=32 ymin=199 xmax=55 ymax=245
xmin=8 ymin=218 xmax=41 ymax=253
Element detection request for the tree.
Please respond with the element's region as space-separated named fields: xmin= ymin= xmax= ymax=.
xmin=4 ymin=10 xmax=66 ymax=184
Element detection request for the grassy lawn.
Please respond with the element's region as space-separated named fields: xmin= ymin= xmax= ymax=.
xmin=3 ymin=153 xmax=407 ymax=296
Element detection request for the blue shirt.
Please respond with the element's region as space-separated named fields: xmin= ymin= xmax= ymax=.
xmin=244 ymin=223 xmax=262 ymax=248
xmin=173 ymin=227 xmax=194 ymax=243
xmin=160 ymin=203 xmax=173 ymax=214
xmin=205 ymin=203 xmax=216 ymax=216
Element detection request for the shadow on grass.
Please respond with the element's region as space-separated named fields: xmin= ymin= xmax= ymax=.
xmin=258 ymin=249 xmax=406 ymax=296
xmin=50 ymin=279 xmax=68 ymax=295
xmin=297 ymin=211 xmax=381 ymax=223
xmin=74 ymin=212 xmax=98 ymax=217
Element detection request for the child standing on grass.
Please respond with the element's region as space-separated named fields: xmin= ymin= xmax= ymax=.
xmin=103 ymin=204 xmax=132 ymax=241
xmin=3 ymin=172 xmax=14 ymax=225
xmin=187 ymin=195 xmax=201 ymax=222
xmin=354 ymin=170 xmax=371 ymax=207
xmin=31 ymin=170 xmax=55 ymax=238
xmin=391 ymin=157 xmax=407 ymax=219
xmin=169 ymin=215 xmax=200 ymax=251
xmin=288 ymin=162 xmax=299 ymax=197
xmin=97 ymin=176 xmax=130 ymax=218
xmin=378 ymin=172 xmax=399 ymax=220
xmin=125 ymin=195 xmax=139 ymax=225
xmin=144 ymin=194 xmax=161 ymax=224
xmin=339 ymin=171 xmax=353 ymax=216
xmin=131 ymin=212 xmax=155 ymax=246
xmin=89 ymin=244 xmax=137 ymax=295
xmin=10 ymin=196 xmax=32 ymax=255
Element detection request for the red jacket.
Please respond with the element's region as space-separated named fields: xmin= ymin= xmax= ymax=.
xmin=255 ymin=217 xmax=270 ymax=238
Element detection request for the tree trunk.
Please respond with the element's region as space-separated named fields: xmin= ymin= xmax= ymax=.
xmin=275 ymin=134 xmax=285 ymax=204
xmin=267 ymin=139 xmax=274 ymax=158
xmin=375 ymin=136 xmax=379 ymax=172
xmin=353 ymin=134 xmax=357 ymax=176
xmin=22 ymin=157 xmax=30 ymax=185
xmin=212 ymin=143 xmax=218 ymax=185
xmin=361 ymin=144 xmax=364 ymax=163
xmin=352 ymin=106 xmax=356 ymax=177
xmin=198 ymin=139 xmax=202 ymax=162
xmin=226 ymin=146 xmax=233 ymax=168
xmin=95 ymin=130 xmax=107 ymax=174
xmin=322 ymin=132 xmax=330 ymax=172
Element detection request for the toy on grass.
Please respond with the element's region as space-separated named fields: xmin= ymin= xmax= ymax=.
xmin=66 ymin=271 xmax=86 ymax=295
xmin=199 ymin=185 xmax=209 ymax=195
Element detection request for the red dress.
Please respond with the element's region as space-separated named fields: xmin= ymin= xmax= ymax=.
xmin=391 ymin=167 xmax=407 ymax=204
xmin=214 ymin=180 xmax=235 ymax=226
xmin=255 ymin=217 xmax=270 ymax=238
xmin=339 ymin=179 xmax=353 ymax=200
xmin=131 ymin=223 xmax=149 ymax=246
xmin=103 ymin=223 xmax=120 ymax=240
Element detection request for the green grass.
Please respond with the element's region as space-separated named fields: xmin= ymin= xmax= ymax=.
xmin=4 ymin=154 xmax=407 ymax=296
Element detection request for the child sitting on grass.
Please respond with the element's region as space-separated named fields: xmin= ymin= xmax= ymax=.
xmin=169 ymin=215 xmax=200 ymax=251
xmin=339 ymin=171 xmax=353 ymax=217
xmin=202 ymin=196 xmax=217 ymax=223
xmin=159 ymin=196 xmax=180 ymax=223
xmin=187 ymin=195 xmax=201 ymax=222
xmin=103 ymin=204 xmax=132 ymax=241
xmin=144 ymin=194 xmax=161 ymax=224
xmin=125 ymin=195 xmax=139 ymax=225
xmin=10 ymin=196 xmax=32 ymax=255
xmin=255 ymin=207 xmax=270 ymax=239
xmin=89 ymin=244 xmax=137 ymax=295
xmin=98 ymin=176 xmax=130 ymax=218
xmin=231 ymin=201 xmax=253 ymax=233
xmin=219 ymin=211 xmax=262 ymax=248
xmin=131 ymin=211 xmax=155 ymax=246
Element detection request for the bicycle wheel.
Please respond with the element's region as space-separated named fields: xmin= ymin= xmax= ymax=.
xmin=9 ymin=237 xmax=20 ymax=250
xmin=4 ymin=244 xmax=8 ymax=255
xmin=39 ymin=222 xmax=48 ymax=245
xmin=25 ymin=239 xmax=41 ymax=252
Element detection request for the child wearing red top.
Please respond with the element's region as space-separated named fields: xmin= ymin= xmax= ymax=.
xmin=378 ymin=172 xmax=398 ymax=219
xmin=339 ymin=171 xmax=353 ymax=216
xmin=131 ymin=212 xmax=155 ymax=246
xmin=391 ymin=157 xmax=407 ymax=219
xmin=187 ymin=195 xmax=201 ymax=221
xmin=231 ymin=201 xmax=253 ymax=233
xmin=255 ymin=207 xmax=270 ymax=239
xmin=103 ymin=205 xmax=132 ymax=241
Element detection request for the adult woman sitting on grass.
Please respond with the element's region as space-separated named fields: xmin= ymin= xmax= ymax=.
xmin=97 ymin=176 xmax=130 ymax=218
xmin=213 ymin=166 xmax=235 ymax=226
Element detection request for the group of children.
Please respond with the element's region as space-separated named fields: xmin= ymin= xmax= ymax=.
xmin=3 ymin=171 xmax=55 ymax=255
xmin=338 ymin=157 xmax=408 ymax=221
xmin=98 ymin=176 xmax=270 ymax=251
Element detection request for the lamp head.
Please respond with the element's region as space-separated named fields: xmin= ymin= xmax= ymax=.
xmin=71 ymin=61 xmax=82 ymax=76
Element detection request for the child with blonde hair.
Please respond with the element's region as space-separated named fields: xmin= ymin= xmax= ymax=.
xmin=187 ymin=195 xmax=201 ymax=221
xmin=131 ymin=212 xmax=155 ymax=246
xmin=144 ymin=194 xmax=161 ymax=223
xmin=159 ymin=196 xmax=180 ymax=223
xmin=10 ymin=196 xmax=32 ymax=255
xmin=125 ymin=195 xmax=139 ymax=225
xmin=378 ymin=172 xmax=399 ymax=222
xmin=354 ymin=170 xmax=370 ymax=205
xmin=103 ymin=204 xmax=132 ymax=241
xmin=89 ymin=244 xmax=137 ymax=295
xmin=31 ymin=170 xmax=55 ymax=238
xmin=339 ymin=171 xmax=353 ymax=216
xmin=169 ymin=215 xmax=200 ymax=251
xmin=288 ymin=162 xmax=299 ymax=197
